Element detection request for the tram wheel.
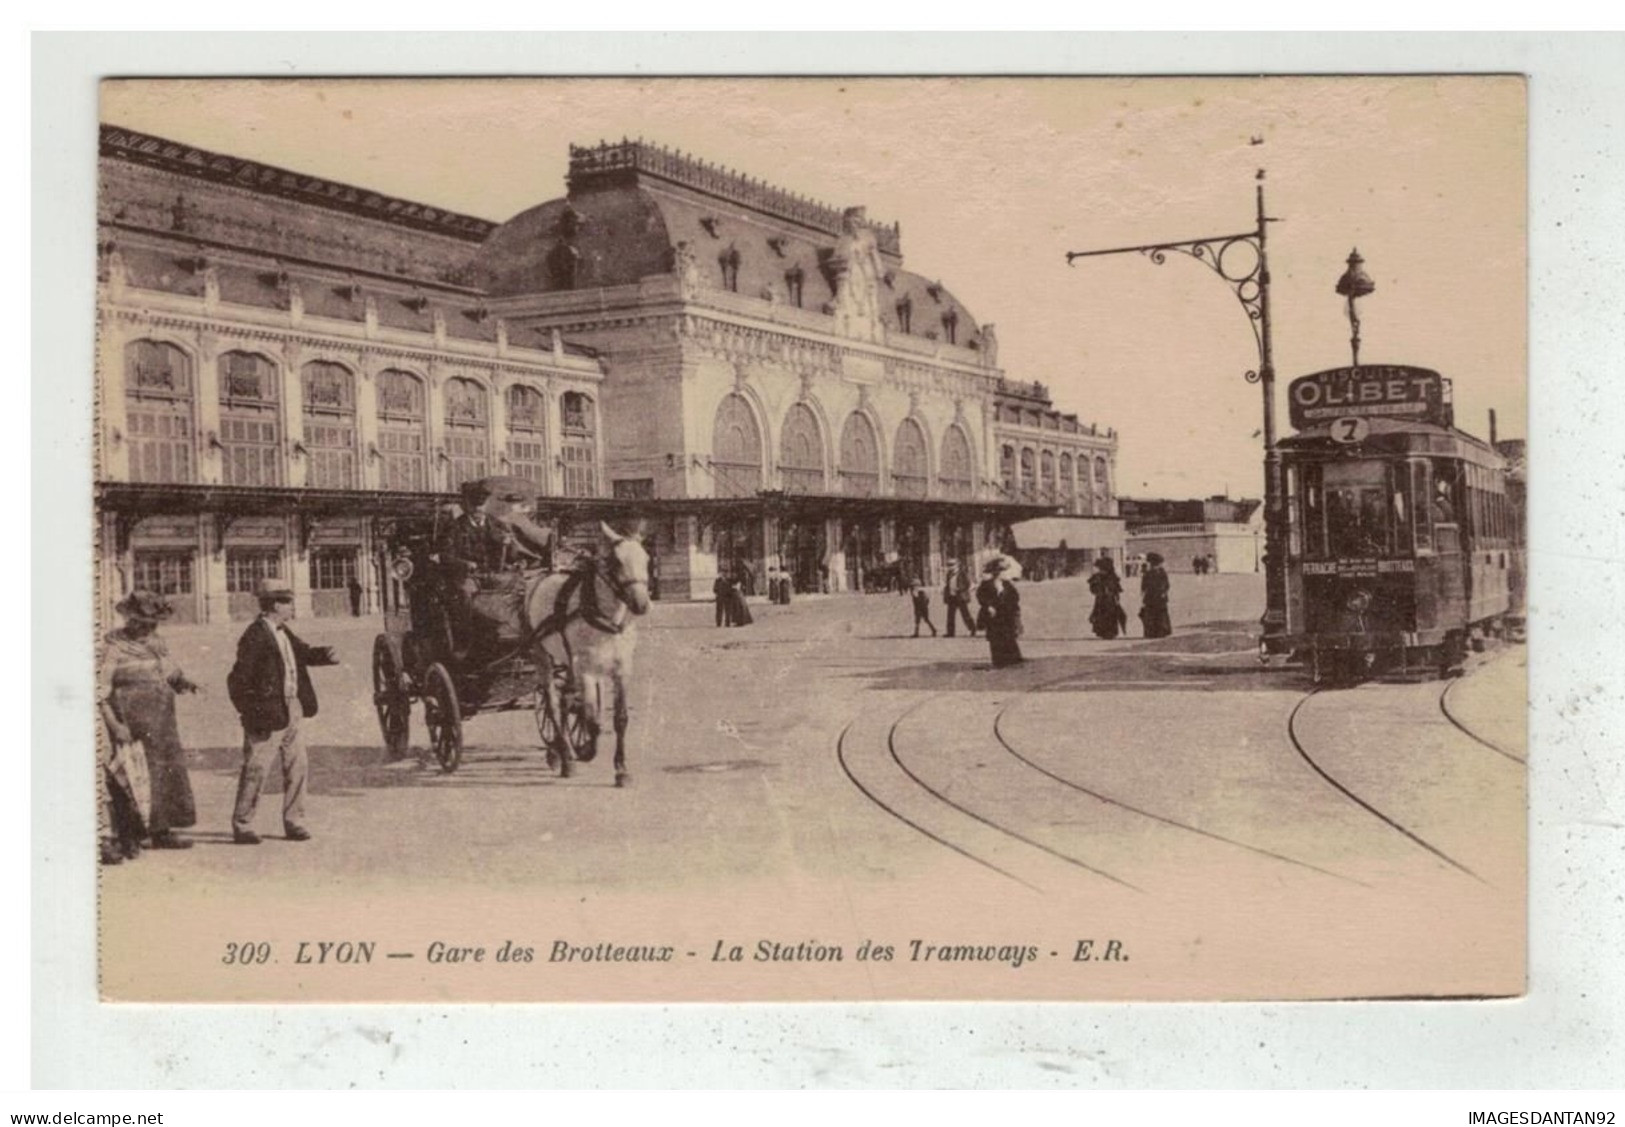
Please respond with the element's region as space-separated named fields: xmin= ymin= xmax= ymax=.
xmin=371 ymin=635 xmax=411 ymax=760
xmin=423 ymin=662 xmax=463 ymax=774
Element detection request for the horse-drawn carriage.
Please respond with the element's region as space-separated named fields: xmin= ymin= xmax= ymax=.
xmin=371 ymin=476 xmax=651 ymax=785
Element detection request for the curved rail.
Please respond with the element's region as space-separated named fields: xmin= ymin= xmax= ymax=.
xmin=834 ymin=708 xmax=1041 ymax=893
xmin=884 ymin=696 xmax=1140 ymax=892
xmin=1287 ymin=689 xmax=1483 ymax=882
xmin=990 ymin=682 xmax=1367 ymax=887
xmin=1439 ymin=676 xmax=1526 ymax=764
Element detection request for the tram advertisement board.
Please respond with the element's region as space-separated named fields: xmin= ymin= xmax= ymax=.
xmin=1288 ymin=365 xmax=1451 ymax=429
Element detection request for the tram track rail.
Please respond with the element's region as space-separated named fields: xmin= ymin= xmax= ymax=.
xmin=1287 ymin=687 xmax=1484 ymax=883
xmin=1439 ymin=674 xmax=1526 ymax=764
xmin=989 ymin=674 xmax=1368 ymax=887
xmin=835 ymin=689 xmax=1141 ymax=895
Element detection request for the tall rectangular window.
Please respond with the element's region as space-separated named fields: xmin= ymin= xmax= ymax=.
xmin=443 ymin=377 xmax=490 ymax=491
xmin=506 ymin=385 xmax=549 ymax=488
xmin=219 ymin=351 xmax=282 ymax=487
xmin=125 ymin=341 xmax=194 ymax=483
xmin=302 ymin=361 xmax=357 ymax=489
xmin=375 ymin=369 xmax=427 ymax=492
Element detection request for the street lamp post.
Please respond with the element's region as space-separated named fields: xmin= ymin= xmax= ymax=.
xmin=1066 ymin=172 xmax=1289 ymax=646
xmin=1335 ymin=248 xmax=1376 ymax=369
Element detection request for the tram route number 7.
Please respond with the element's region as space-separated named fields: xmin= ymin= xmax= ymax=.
xmin=1331 ymin=416 xmax=1370 ymax=444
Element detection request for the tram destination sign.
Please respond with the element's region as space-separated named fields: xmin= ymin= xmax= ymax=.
xmin=1288 ymin=365 xmax=1450 ymax=430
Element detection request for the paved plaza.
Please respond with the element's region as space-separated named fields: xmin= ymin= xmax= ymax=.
xmin=98 ymin=572 xmax=1527 ymax=1001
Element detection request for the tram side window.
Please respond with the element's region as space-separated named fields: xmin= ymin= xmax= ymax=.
xmin=1298 ymin=464 xmax=1327 ymax=558
xmin=1431 ymin=460 xmax=1459 ymax=525
xmin=1412 ymin=462 xmax=1433 ymax=551
xmin=1286 ymin=466 xmax=1302 ymax=557
xmin=1390 ymin=463 xmax=1412 ymax=553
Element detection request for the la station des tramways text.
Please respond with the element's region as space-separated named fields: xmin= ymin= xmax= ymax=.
xmin=94 ymin=125 xmax=1127 ymax=623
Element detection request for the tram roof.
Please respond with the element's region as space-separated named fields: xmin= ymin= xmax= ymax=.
xmin=1281 ymin=419 xmax=1504 ymax=463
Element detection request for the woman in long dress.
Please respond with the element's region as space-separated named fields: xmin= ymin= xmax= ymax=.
xmin=976 ymin=557 xmax=1024 ymax=667
xmin=1139 ymin=551 xmax=1173 ymax=638
xmin=1088 ymin=557 xmax=1126 ymax=640
xmin=97 ymin=590 xmax=200 ymax=863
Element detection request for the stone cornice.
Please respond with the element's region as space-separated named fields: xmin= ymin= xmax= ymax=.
xmin=103 ymin=302 xmax=601 ymax=385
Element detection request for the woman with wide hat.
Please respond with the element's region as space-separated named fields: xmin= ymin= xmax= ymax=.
xmin=97 ymin=590 xmax=201 ymax=863
xmin=1139 ymin=551 xmax=1173 ymax=639
xmin=1087 ymin=557 xmax=1127 ymax=640
xmin=975 ymin=556 xmax=1024 ymax=668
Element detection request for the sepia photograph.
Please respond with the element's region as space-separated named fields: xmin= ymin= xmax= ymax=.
xmin=85 ymin=74 xmax=1528 ymax=1006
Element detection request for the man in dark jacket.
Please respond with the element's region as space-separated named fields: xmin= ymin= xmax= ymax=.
xmin=226 ymin=577 xmax=338 ymax=844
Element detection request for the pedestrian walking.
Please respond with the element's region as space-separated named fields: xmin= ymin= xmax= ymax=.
xmin=941 ymin=560 xmax=977 ymax=637
xmin=1139 ymin=551 xmax=1173 ymax=638
xmin=1192 ymin=555 xmax=1204 ymax=576
xmin=97 ymin=590 xmax=201 ymax=864
xmin=713 ymin=573 xmax=735 ymax=627
xmin=1088 ymin=557 xmax=1127 ymax=640
xmin=728 ymin=572 xmax=754 ymax=627
xmin=226 ymin=577 xmax=338 ymax=845
xmin=976 ymin=557 xmax=1024 ymax=667
xmin=910 ymin=583 xmax=938 ymax=637
xmin=347 ymin=575 xmax=364 ymax=616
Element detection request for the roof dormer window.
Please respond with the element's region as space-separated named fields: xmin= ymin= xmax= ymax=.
xmin=719 ymin=245 xmax=741 ymax=292
xmin=895 ymin=296 xmax=912 ymax=334
xmin=942 ymin=309 xmax=958 ymax=345
xmin=785 ymin=264 xmax=805 ymax=308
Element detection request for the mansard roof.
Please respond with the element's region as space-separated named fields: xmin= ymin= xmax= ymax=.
xmin=469 ymin=139 xmax=990 ymax=350
xmin=100 ymin=125 xmax=497 ymax=243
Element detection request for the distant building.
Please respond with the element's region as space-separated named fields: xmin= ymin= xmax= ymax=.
xmin=1120 ymin=495 xmax=1263 ymax=573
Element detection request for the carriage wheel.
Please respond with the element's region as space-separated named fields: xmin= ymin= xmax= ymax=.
xmin=423 ymin=662 xmax=463 ymax=774
xmin=371 ymin=635 xmax=411 ymax=760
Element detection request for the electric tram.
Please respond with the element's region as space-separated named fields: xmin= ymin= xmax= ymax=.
xmin=1275 ymin=364 xmax=1523 ymax=681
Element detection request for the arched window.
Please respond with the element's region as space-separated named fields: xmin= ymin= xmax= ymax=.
xmin=1020 ymin=448 xmax=1037 ymax=499
xmin=893 ymin=418 xmax=929 ymax=499
xmin=375 ymin=369 xmax=427 ymax=492
xmin=443 ymin=377 xmax=490 ymax=491
xmin=1094 ymin=455 xmax=1110 ymax=513
xmin=506 ymin=385 xmax=548 ymax=488
xmin=1040 ymin=450 xmax=1056 ymax=502
xmin=711 ymin=394 xmax=763 ymax=498
xmin=1059 ymin=452 xmax=1075 ymax=513
xmin=301 ymin=361 xmax=356 ymax=489
xmin=560 ymin=391 xmax=596 ymax=497
xmin=1000 ymin=444 xmax=1016 ymax=494
xmin=218 ymin=351 xmax=280 ymax=487
xmin=124 ymin=340 xmax=194 ymax=483
xmin=938 ymin=424 xmax=974 ymax=498
xmin=838 ymin=412 xmax=880 ymax=497
xmin=779 ymin=403 xmax=825 ymax=493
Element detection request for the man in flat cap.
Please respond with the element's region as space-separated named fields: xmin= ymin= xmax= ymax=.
xmin=226 ymin=577 xmax=338 ymax=844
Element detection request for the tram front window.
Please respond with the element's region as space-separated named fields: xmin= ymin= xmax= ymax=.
xmin=1322 ymin=461 xmax=1393 ymax=557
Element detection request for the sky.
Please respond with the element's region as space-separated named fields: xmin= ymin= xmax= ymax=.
xmin=101 ymin=76 xmax=1526 ymax=500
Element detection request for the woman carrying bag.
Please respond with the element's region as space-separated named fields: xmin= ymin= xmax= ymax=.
xmin=97 ymin=590 xmax=201 ymax=863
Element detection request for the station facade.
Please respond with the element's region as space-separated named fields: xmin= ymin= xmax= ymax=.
xmin=94 ymin=126 xmax=1119 ymax=618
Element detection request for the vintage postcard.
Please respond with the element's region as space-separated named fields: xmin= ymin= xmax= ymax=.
xmin=91 ymin=75 xmax=1526 ymax=1003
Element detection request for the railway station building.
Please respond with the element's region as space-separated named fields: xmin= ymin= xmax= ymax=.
xmin=94 ymin=126 xmax=1120 ymax=619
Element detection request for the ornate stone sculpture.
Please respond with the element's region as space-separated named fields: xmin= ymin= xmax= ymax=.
xmin=831 ymin=207 xmax=883 ymax=343
xmin=671 ymin=241 xmax=701 ymax=298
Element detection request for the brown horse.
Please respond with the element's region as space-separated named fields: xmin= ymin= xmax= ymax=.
xmin=524 ymin=523 xmax=652 ymax=786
